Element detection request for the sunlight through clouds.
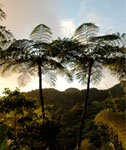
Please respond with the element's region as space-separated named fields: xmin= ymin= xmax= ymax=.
xmin=60 ymin=18 xmax=75 ymax=38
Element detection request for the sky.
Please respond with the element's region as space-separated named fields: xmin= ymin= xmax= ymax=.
xmin=0 ymin=0 xmax=125 ymax=94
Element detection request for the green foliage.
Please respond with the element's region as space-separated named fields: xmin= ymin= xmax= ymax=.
xmin=24 ymin=83 xmax=124 ymax=150
xmin=26 ymin=83 xmax=123 ymax=109
xmin=0 ymin=88 xmax=62 ymax=150
xmin=0 ymin=13 xmax=125 ymax=149
xmin=95 ymin=109 xmax=126 ymax=149
xmin=0 ymin=124 xmax=8 ymax=150
xmin=0 ymin=89 xmax=37 ymax=149
xmin=0 ymin=88 xmax=36 ymax=114
xmin=120 ymin=80 xmax=126 ymax=93
xmin=0 ymin=83 xmax=124 ymax=150
xmin=101 ymin=142 xmax=115 ymax=150
xmin=71 ymin=23 xmax=124 ymax=150
xmin=1 ymin=23 xmax=73 ymax=120
xmin=112 ymin=97 xmax=126 ymax=112
xmin=81 ymin=139 xmax=95 ymax=150
xmin=1 ymin=24 xmax=72 ymax=121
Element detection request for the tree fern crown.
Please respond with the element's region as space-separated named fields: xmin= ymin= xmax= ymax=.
xmin=74 ymin=23 xmax=99 ymax=44
xmin=30 ymin=24 xmax=52 ymax=44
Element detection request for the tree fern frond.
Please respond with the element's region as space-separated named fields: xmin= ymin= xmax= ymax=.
xmin=104 ymin=56 xmax=126 ymax=80
xmin=17 ymin=72 xmax=31 ymax=86
xmin=74 ymin=23 xmax=99 ymax=44
xmin=0 ymin=30 xmax=5 ymax=40
xmin=90 ymin=34 xmax=119 ymax=42
xmin=30 ymin=24 xmax=51 ymax=34
xmin=75 ymin=23 xmax=99 ymax=33
xmin=30 ymin=24 xmax=52 ymax=43
xmin=0 ymin=7 xmax=6 ymax=21
xmin=43 ymin=70 xmax=57 ymax=86
xmin=0 ymin=64 xmax=13 ymax=77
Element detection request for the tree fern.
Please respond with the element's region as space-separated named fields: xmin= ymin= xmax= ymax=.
xmin=30 ymin=24 xmax=52 ymax=43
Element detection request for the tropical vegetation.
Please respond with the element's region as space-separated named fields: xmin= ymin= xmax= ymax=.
xmin=0 ymin=5 xmax=125 ymax=150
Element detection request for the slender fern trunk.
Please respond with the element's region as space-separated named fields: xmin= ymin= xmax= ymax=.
xmin=77 ymin=59 xmax=94 ymax=150
xmin=38 ymin=61 xmax=45 ymax=119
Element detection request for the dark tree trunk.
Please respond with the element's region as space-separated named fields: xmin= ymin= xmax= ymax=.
xmin=38 ymin=62 xmax=45 ymax=119
xmin=77 ymin=59 xmax=94 ymax=150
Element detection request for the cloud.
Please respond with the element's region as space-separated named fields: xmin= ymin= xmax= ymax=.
xmin=60 ymin=18 xmax=76 ymax=38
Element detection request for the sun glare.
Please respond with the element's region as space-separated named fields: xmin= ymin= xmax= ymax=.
xmin=60 ymin=19 xmax=75 ymax=38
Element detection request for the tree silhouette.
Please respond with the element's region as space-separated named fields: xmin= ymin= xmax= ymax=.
xmin=52 ymin=23 xmax=122 ymax=149
xmin=73 ymin=23 xmax=123 ymax=150
xmin=2 ymin=24 xmax=71 ymax=120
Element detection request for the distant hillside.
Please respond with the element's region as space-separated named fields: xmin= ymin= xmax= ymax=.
xmin=25 ymin=83 xmax=123 ymax=110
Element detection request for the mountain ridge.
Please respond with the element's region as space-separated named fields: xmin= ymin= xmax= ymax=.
xmin=24 ymin=83 xmax=123 ymax=110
